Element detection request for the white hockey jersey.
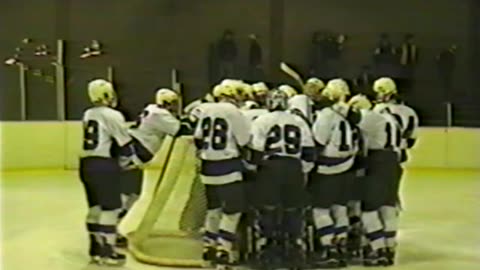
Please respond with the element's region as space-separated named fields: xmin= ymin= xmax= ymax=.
xmin=373 ymin=102 xmax=419 ymax=150
xmin=288 ymin=94 xmax=313 ymax=123
xmin=129 ymin=104 xmax=181 ymax=155
xmin=250 ymin=110 xmax=315 ymax=173
xmin=312 ymin=106 xmax=358 ymax=174
xmin=193 ymin=102 xmax=251 ymax=185
xmin=184 ymin=99 xmax=202 ymax=116
xmin=242 ymin=108 xmax=269 ymax=123
xmin=81 ymin=106 xmax=131 ymax=158
xmin=357 ymin=109 xmax=402 ymax=153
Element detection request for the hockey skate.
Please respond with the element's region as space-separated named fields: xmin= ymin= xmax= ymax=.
xmin=383 ymin=247 xmax=396 ymax=266
xmin=310 ymin=246 xmax=342 ymax=269
xmin=362 ymin=246 xmax=388 ymax=267
xmin=203 ymin=246 xmax=218 ymax=267
xmin=216 ymin=249 xmax=237 ymax=270
xmin=88 ymin=235 xmax=102 ymax=264
xmin=115 ymin=234 xmax=128 ymax=249
xmin=100 ymin=244 xmax=127 ymax=266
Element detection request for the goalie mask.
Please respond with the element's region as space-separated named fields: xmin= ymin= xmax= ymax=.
xmin=266 ymin=89 xmax=288 ymax=111
xmin=156 ymin=88 xmax=179 ymax=114
xmin=88 ymin=79 xmax=117 ymax=108
xmin=373 ymin=77 xmax=397 ymax=102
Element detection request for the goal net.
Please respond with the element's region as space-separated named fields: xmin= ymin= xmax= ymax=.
xmin=128 ymin=136 xmax=208 ymax=267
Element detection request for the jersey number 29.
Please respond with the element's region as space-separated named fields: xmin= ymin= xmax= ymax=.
xmin=265 ymin=124 xmax=301 ymax=154
xmin=201 ymin=117 xmax=228 ymax=150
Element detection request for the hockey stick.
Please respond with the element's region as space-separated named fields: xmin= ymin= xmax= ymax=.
xmin=280 ymin=62 xmax=305 ymax=90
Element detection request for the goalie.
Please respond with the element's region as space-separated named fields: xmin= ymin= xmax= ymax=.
xmin=248 ymin=90 xmax=315 ymax=269
xmin=117 ymin=88 xmax=194 ymax=247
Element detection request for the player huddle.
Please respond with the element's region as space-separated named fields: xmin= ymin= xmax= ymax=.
xmin=78 ymin=75 xmax=418 ymax=269
xmin=189 ymin=77 xmax=418 ymax=269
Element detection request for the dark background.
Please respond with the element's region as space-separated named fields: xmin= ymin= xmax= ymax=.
xmin=1 ymin=0 xmax=479 ymax=124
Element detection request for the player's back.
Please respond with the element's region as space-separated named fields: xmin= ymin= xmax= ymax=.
xmin=313 ymin=107 xmax=357 ymax=158
xmin=358 ymin=109 xmax=401 ymax=152
xmin=374 ymin=103 xmax=417 ymax=147
xmin=251 ymin=110 xmax=313 ymax=160
xmin=194 ymin=102 xmax=250 ymax=161
xmin=129 ymin=104 xmax=180 ymax=154
xmin=288 ymin=94 xmax=313 ymax=122
xmin=81 ymin=106 xmax=130 ymax=158
xmin=242 ymin=108 xmax=269 ymax=123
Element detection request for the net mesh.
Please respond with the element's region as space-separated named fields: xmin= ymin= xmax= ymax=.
xmin=129 ymin=136 xmax=208 ymax=267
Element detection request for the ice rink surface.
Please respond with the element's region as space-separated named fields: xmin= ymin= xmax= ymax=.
xmin=1 ymin=169 xmax=479 ymax=270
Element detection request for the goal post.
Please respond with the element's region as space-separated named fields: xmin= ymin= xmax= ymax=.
xmin=128 ymin=136 xmax=207 ymax=267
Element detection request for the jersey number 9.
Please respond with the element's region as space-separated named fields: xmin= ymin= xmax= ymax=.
xmin=201 ymin=117 xmax=228 ymax=150
xmin=265 ymin=124 xmax=301 ymax=154
xmin=83 ymin=120 xmax=99 ymax=150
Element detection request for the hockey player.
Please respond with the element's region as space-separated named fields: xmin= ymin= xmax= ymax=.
xmin=116 ymin=88 xmax=193 ymax=247
xmin=287 ymin=78 xmax=325 ymax=123
xmin=193 ymin=84 xmax=251 ymax=268
xmin=309 ymin=79 xmax=358 ymax=268
xmin=372 ymin=77 xmax=419 ymax=165
xmin=371 ymin=78 xmax=419 ymax=264
xmin=249 ymin=90 xmax=315 ymax=269
xmin=348 ymin=94 xmax=403 ymax=266
xmin=183 ymin=93 xmax=214 ymax=116
xmin=79 ymin=79 xmax=134 ymax=266
xmin=252 ymin=82 xmax=269 ymax=107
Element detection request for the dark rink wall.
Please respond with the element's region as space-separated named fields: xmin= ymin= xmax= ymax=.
xmin=0 ymin=0 xmax=476 ymax=121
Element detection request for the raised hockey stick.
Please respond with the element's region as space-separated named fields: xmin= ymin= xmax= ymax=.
xmin=280 ymin=62 xmax=305 ymax=90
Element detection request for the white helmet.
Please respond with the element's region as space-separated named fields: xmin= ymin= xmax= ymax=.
xmin=241 ymin=83 xmax=255 ymax=101
xmin=252 ymin=82 xmax=269 ymax=95
xmin=348 ymin=94 xmax=372 ymax=111
xmin=155 ymin=88 xmax=179 ymax=106
xmin=306 ymin=77 xmax=325 ymax=88
xmin=278 ymin=84 xmax=297 ymax=98
xmin=212 ymin=84 xmax=237 ymax=99
xmin=322 ymin=79 xmax=350 ymax=101
xmin=88 ymin=79 xmax=117 ymax=107
xmin=304 ymin=77 xmax=325 ymax=98
xmin=373 ymin=77 xmax=397 ymax=97
xmin=220 ymin=79 xmax=247 ymax=101
xmin=266 ymin=89 xmax=288 ymax=111
xmin=221 ymin=79 xmax=243 ymax=86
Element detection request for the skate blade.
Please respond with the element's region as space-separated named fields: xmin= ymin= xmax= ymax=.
xmin=101 ymin=258 xmax=127 ymax=267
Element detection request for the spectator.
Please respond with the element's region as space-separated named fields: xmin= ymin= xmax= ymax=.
xmin=373 ymin=33 xmax=397 ymax=77
xmin=436 ymin=44 xmax=457 ymax=100
xmin=327 ymin=33 xmax=347 ymax=78
xmin=247 ymin=34 xmax=264 ymax=81
xmin=354 ymin=65 xmax=374 ymax=98
xmin=216 ymin=29 xmax=238 ymax=79
xmin=308 ymin=31 xmax=328 ymax=78
xmin=398 ymin=33 xmax=418 ymax=93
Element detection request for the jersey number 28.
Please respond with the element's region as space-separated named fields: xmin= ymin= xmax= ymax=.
xmin=201 ymin=117 xmax=228 ymax=150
